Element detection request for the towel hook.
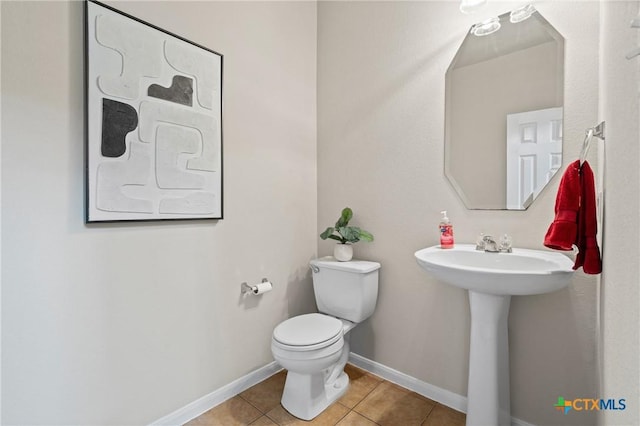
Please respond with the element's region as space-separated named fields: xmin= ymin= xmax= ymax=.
xmin=579 ymin=122 xmax=605 ymax=166
xmin=579 ymin=128 xmax=595 ymax=166
xmin=592 ymin=121 xmax=605 ymax=141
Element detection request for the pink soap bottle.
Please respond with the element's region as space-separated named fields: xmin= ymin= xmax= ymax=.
xmin=439 ymin=210 xmax=454 ymax=249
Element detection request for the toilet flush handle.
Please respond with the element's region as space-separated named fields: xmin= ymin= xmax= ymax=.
xmin=310 ymin=264 xmax=320 ymax=273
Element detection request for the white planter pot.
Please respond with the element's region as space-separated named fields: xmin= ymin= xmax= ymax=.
xmin=334 ymin=244 xmax=353 ymax=262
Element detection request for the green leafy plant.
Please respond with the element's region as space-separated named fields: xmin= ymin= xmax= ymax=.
xmin=320 ymin=207 xmax=374 ymax=245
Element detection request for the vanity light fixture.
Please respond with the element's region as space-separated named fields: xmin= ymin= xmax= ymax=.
xmin=471 ymin=16 xmax=501 ymax=36
xmin=510 ymin=4 xmax=536 ymax=23
xmin=459 ymin=0 xmax=487 ymax=14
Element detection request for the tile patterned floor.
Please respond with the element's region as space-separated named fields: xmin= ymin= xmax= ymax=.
xmin=185 ymin=364 xmax=466 ymax=426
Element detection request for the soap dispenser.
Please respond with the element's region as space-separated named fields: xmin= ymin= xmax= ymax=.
xmin=439 ymin=211 xmax=455 ymax=249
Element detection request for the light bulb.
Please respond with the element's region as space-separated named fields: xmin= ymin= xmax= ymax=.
xmin=510 ymin=4 xmax=536 ymax=23
xmin=471 ymin=17 xmax=501 ymax=36
xmin=460 ymin=0 xmax=487 ymax=14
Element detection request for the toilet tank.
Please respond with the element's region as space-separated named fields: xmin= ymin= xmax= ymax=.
xmin=310 ymin=256 xmax=381 ymax=323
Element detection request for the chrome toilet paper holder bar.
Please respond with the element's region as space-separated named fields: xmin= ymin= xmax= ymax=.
xmin=241 ymin=278 xmax=270 ymax=295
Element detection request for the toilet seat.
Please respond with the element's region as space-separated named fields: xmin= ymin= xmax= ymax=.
xmin=273 ymin=313 xmax=343 ymax=351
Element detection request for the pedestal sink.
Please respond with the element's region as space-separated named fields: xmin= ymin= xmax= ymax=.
xmin=414 ymin=244 xmax=574 ymax=426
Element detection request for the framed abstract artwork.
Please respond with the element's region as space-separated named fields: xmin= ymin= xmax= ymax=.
xmin=85 ymin=0 xmax=223 ymax=222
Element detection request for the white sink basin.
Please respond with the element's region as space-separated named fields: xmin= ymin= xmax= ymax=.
xmin=414 ymin=244 xmax=574 ymax=296
xmin=414 ymin=244 xmax=574 ymax=426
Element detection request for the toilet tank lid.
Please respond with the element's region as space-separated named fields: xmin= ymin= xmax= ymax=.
xmin=310 ymin=256 xmax=381 ymax=274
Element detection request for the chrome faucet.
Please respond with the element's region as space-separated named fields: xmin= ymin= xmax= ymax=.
xmin=476 ymin=234 xmax=512 ymax=253
xmin=481 ymin=235 xmax=500 ymax=252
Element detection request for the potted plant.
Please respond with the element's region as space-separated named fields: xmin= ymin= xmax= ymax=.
xmin=320 ymin=207 xmax=374 ymax=261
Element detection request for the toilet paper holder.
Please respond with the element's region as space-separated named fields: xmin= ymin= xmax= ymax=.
xmin=241 ymin=278 xmax=272 ymax=295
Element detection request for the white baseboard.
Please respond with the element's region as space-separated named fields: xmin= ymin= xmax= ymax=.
xmin=348 ymin=353 xmax=467 ymax=413
xmin=348 ymin=352 xmax=535 ymax=426
xmin=512 ymin=416 xmax=537 ymax=426
xmin=150 ymin=361 xmax=282 ymax=426
xmin=151 ymin=354 xmax=535 ymax=426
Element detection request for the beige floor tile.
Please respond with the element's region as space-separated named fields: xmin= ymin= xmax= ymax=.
xmin=188 ymin=396 xmax=262 ymax=425
xmin=421 ymin=403 xmax=466 ymax=426
xmin=249 ymin=415 xmax=278 ymax=425
xmin=240 ymin=370 xmax=287 ymax=413
xmin=336 ymin=411 xmax=379 ymax=426
xmin=339 ymin=365 xmax=384 ymax=409
xmin=354 ymin=381 xmax=436 ymax=426
xmin=266 ymin=402 xmax=350 ymax=425
xmin=265 ymin=405 xmax=299 ymax=425
xmin=344 ymin=364 xmax=382 ymax=381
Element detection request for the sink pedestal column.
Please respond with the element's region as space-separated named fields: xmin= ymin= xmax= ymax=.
xmin=466 ymin=291 xmax=512 ymax=426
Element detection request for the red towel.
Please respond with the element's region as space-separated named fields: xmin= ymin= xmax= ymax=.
xmin=544 ymin=160 xmax=602 ymax=274
xmin=574 ymin=161 xmax=602 ymax=274
xmin=544 ymin=160 xmax=580 ymax=251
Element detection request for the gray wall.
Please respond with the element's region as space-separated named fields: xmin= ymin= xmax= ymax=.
xmin=318 ymin=2 xmax=600 ymax=425
xmin=1 ymin=1 xmax=317 ymax=424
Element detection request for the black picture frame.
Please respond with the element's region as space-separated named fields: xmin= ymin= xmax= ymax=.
xmin=85 ymin=0 xmax=223 ymax=222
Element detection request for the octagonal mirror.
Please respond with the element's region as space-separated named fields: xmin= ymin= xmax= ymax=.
xmin=445 ymin=6 xmax=564 ymax=210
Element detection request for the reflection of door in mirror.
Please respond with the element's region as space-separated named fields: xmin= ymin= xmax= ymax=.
xmin=506 ymin=107 xmax=563 ymax=210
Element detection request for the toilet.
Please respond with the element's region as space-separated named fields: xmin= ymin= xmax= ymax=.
xmin=271 ymin=256 xmax=380 ymax=420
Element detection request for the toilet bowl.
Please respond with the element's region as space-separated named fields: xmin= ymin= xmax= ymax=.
xmin=271 ymin=257 xmax=381 ymax=420
xmin=271 ymin=313 xmax=352 ymax=420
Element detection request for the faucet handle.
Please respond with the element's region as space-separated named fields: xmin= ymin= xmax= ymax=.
xmin=482 ymin=234 xmax=496 ymax=243
xmin=475 ymin=233 xmax=486 ymax=250
xmin=499 ymin=234 xmax=513 ymax=253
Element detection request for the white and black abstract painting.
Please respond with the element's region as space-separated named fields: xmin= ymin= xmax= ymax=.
xmin=85 ymin=0 xmax=223 ymax=222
